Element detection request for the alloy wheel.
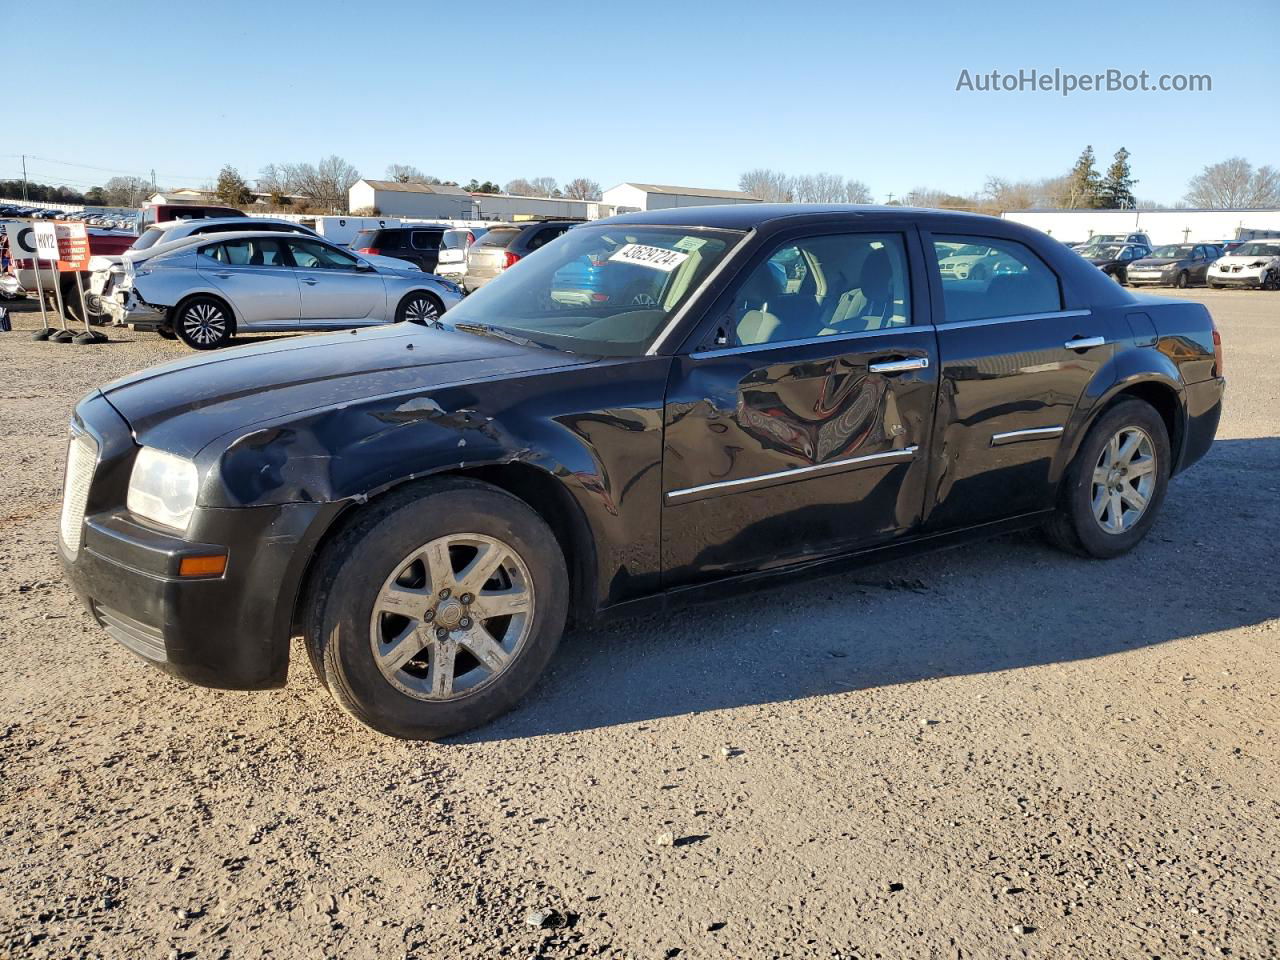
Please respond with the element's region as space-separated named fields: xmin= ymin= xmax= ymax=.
xmin=183 ymin=301 xmax=226 ymax=345
xmin=1091 ymin=426 xmax=1156 ymax=534
xmin=369 ymin=534 xmax=534 ymax=701
xmin=404 ymin=295 xmax=439 ymax=324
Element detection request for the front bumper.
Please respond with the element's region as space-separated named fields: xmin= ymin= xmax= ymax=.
xmin=102 ymin=290 xmax=167 ymax=328
xmin=1127 ymin=272 xmax=1172 ymax=286
xmin=62 ymin=502 xmax=340 ymax=689
xmin=60 ymin=391 xmax=345 ymax=689
xmin=1207 ymin=271 xmax=1263 ymax=288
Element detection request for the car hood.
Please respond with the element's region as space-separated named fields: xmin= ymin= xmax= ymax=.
xmin=99 ymin=323 xmax=593 ymax=459
xmin=1088 ymin=257 xmax=1121 ymax=266
xmin=1131 ymin=258 xmax=1180 ymax=268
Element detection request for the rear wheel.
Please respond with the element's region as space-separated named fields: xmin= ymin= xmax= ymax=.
xmin=303 ymin=478 xmax=569 ymax=739
xmin=397 ymin=291 xmax=444 ymax=325
xmin=1044 ymin=398 xmax=1170 ymax=559
xmin=173 ymin=296 xmax=232 ymax=349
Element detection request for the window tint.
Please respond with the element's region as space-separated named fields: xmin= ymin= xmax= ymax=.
xmin=411 ymin=230 xmax=443 ymax=250
xmin=475 ymin=227 xmax=521 ymax=248
xmin=132 ymin=227 xmax=166 ymax=250
xmin=727 ymin=233 xmax=912 ymax=347
xmin=528 ymin=226 xmax=568 ymax=251
xmin=202 ymin=238 xmax=287 ymax=266
xmin=351 ymin=230 xmax=378 ymax=248
xmin=931 ymin=236 xmax=1061 ymax=323
xmin=288 ymin=239 xmax=360 ymax=269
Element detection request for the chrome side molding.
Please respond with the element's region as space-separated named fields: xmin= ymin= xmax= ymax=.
xmin=666 ymin=446 xmax=919 ymax=504
xmin=990 ymin=426 xmax=1065 ymax=447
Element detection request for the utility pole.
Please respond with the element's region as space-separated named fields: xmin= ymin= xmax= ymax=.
xmin=151 ymin=168 xmax=156 ymax=193
xmin=21 ymin=154 xmax=29 ymax=202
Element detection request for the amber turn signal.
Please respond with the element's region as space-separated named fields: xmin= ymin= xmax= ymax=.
xmin=178 ymin=554 xmax=227 ymax=577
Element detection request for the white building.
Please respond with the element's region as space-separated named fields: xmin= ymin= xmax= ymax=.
xmin=1002 ymin=208 xmax=1280 ymax=245
xmin=472 ymin=193 xmax=616 ymax=221
xmin=602 ymin=182 xmax=759 ymax=213
xmin=347 ymin=180 xmax=476 ymax=219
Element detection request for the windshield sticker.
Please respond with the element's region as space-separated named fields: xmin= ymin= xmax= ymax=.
xmin=609 ymin=243 xmax=690 ymax=272
xmin=672 ymin=236 xmax=707 ymax=253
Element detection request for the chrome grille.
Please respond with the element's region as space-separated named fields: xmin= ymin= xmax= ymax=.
xmin=59 ymin=431 xmax=98 ymax=555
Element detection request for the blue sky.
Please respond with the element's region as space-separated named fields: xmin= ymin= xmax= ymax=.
xmin=5 ymin=0 xmax=1275 ymax=204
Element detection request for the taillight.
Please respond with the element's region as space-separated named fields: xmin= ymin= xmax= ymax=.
xmin=1212 ymin=328 xmax=1224 ymax=377
xmin=465 ymin=232 xmax=476 ymax=246
xmin=591 ymin=292 xmax=610 ymax=302
xmin=503 ymin=251 xmax=521 ymax=269
xmin=356 ymin=246 xmax=380 ymax=256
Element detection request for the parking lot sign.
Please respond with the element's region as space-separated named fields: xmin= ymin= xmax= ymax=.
xmin=33 ymin=221 xmax=90 ymax=271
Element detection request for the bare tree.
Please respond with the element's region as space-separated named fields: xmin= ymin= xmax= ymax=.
xmin=563 ymin=177 xmax=601 ymax=200
xmin=844 ymin=179 xmax=872 ymax=204
xmin=386 ymin=164 xmax=440 ymax=185
xmin=529 ymin=176 xmax=560 ymax=198
xmin=504 ymin=178 xmax=538 ymax=196
xmin=793 ymin=172 xmax=848 ymax=203
xmin=103 ymin=175 xmax=153 ymax=207
xmin=738 ymin=168 xmax=794 ymax=202
xmin=285 ymin=155 xmax=361 ymax=211
xmin=1185 ymin=157 xmax=1280 ymax=208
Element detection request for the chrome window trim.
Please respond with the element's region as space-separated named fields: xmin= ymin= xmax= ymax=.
xmin=688 ymin=323 xmax=919 ymax=360
xmin=940 ymin=308 xmax=1092 ymax=330
xmin=990 ymin=426 xmax=1065 ymax=447
xmin=666 ymin=446 xmax=918 ymax=504
xmin=645 ymin=228 xmax=757 ymax=356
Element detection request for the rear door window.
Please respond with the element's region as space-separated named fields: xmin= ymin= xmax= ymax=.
xmin=411 ymin=230 xmax=443 ymax=250
xmin=287 ymin=239 xmax=361 ymax=270
xmin=930 ymin=236 xmax=1062 ymax=323
xmin=528 ymin=226 xmax=569 ymax=250
xmin=202 ymin=238 xmax=287 ymax=266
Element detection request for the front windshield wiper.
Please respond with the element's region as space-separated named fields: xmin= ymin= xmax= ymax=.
xmin=451 ymin=322 xmax=537 ymax=348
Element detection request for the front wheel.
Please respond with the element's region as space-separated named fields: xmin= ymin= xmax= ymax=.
xmin=1044 ymin=398 xmax=1171 ymax=559
xmin=1262 ymin=270 xmax=1280 ymax=292
xmin=303 ymin=477 xmax=569 ymax=739
xmin=1176 ymin=271 xmax=1190 ymax=289
xmin=173 ymin=296 xmax=233 ymax=349
xmin=397 ymin=291 xmax=444 ymax=325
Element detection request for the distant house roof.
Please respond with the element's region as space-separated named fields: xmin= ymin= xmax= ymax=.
xmin=358 ymin=179 xmax=470 ymax=196
xmin=610 ymin=182 xmax=758 ymax=201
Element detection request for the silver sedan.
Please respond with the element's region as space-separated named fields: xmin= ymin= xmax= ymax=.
xmin=112 ymin=231 xmax=463 ymax=349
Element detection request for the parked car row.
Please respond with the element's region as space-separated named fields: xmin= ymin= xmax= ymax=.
xmin=1068 ymin=234 xmax=1278 ymax=289
xmin=0 ymin=204 xmax=139 ymax=230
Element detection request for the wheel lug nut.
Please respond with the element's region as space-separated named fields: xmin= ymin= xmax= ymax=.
xmin=438 ymin=588 xmax=451 ymax=600
xmin=459 ymin=617 xmax=472 ymax=629
xmin=435 ymin=627 xmax=448 ymax=640
xmin=423 ymin=609 xmax=435 ymax=622
xmin=460 ymin=593 xmax=474 ymax=604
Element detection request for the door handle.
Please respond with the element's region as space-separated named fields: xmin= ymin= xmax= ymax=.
xmin=1064 ymin=336 xmax=1106 ymax=350
xmin=214 ymin=272 xmax=232 ymax=279
xmin=301 ymin=277 xmax=318 ymax=285
xmin=869 ymin=357 xmax=929 ymax=374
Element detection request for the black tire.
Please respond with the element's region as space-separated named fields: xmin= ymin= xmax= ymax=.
xmin=1208 ymin=281 xmax=1222 ymax=289
xmin=1263 ymin=270 xmax=1280 ymax=292
xmin=302 ymin=477 xmax=569 ymax=739
xmin=1176 ymin=271 xmax=1189 ymax=289
xmin=173 ymin=295 xmax=233 ymax=349
xmin=158 ymin=327 xmax=177 ymax=340
xmin=396 ymin=291 xmax=444 ymax=325
xmin=1044 ymin=398 xmax=1171 ymax=559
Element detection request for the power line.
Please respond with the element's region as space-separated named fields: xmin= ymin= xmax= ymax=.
xmin=0 ymin=153 xmax=214 ymax=183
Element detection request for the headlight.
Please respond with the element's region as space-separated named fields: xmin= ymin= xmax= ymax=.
xmin=127 ymin=447 xmax=199 ymax=531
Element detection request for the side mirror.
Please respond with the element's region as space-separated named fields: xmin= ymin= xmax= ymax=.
xmin=355 ymin=261 xmax=375 ymax=272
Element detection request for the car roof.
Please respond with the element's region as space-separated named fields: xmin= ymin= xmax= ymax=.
xmin=153 ymin=216 xmax=294 ymax=231
xmin=150 ymin=229 xmax=333 ymax=252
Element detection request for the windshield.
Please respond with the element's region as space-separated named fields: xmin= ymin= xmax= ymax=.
xmin=441 ymin=228 xmax=482 ymax=250
xmin=1150 ymin=245 xmax=1194 ymax=258
xmin=445 ymin=225 xmax=744 ymax=356
xmin=131 ymin=227 xmax=167 ymax=251
xmin=474 ymin=227 xmax=521 ymax=248
xmin=1081 ymin=245 xmax=1123 ymax=258
xmin=1235 ymin=242 xmax=1280 ymax=257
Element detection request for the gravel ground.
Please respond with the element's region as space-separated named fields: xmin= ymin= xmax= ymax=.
xmin=0 ymin=290 xmax=1277 ymax=960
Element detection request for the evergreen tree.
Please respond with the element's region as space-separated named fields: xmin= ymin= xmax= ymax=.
xmin=214 ymin=165 xmax=252 ymax=206
xmin=1065 ymin=146 xmax=1102 ymax=208
xmin=1099 ymin=147 xmax=1137 ymax=209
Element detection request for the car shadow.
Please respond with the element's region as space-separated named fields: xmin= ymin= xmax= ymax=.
xmin=456 ymin=436 xmax=1279 ymax=743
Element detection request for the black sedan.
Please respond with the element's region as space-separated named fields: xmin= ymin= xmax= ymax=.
xmin=1126 ymin=243 xmax=1222 ymax=288
xmin=1079 ymin=241 xmax=1151 ymax=285
xmin=59 ymin=205 xmax=1225 ymax=739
